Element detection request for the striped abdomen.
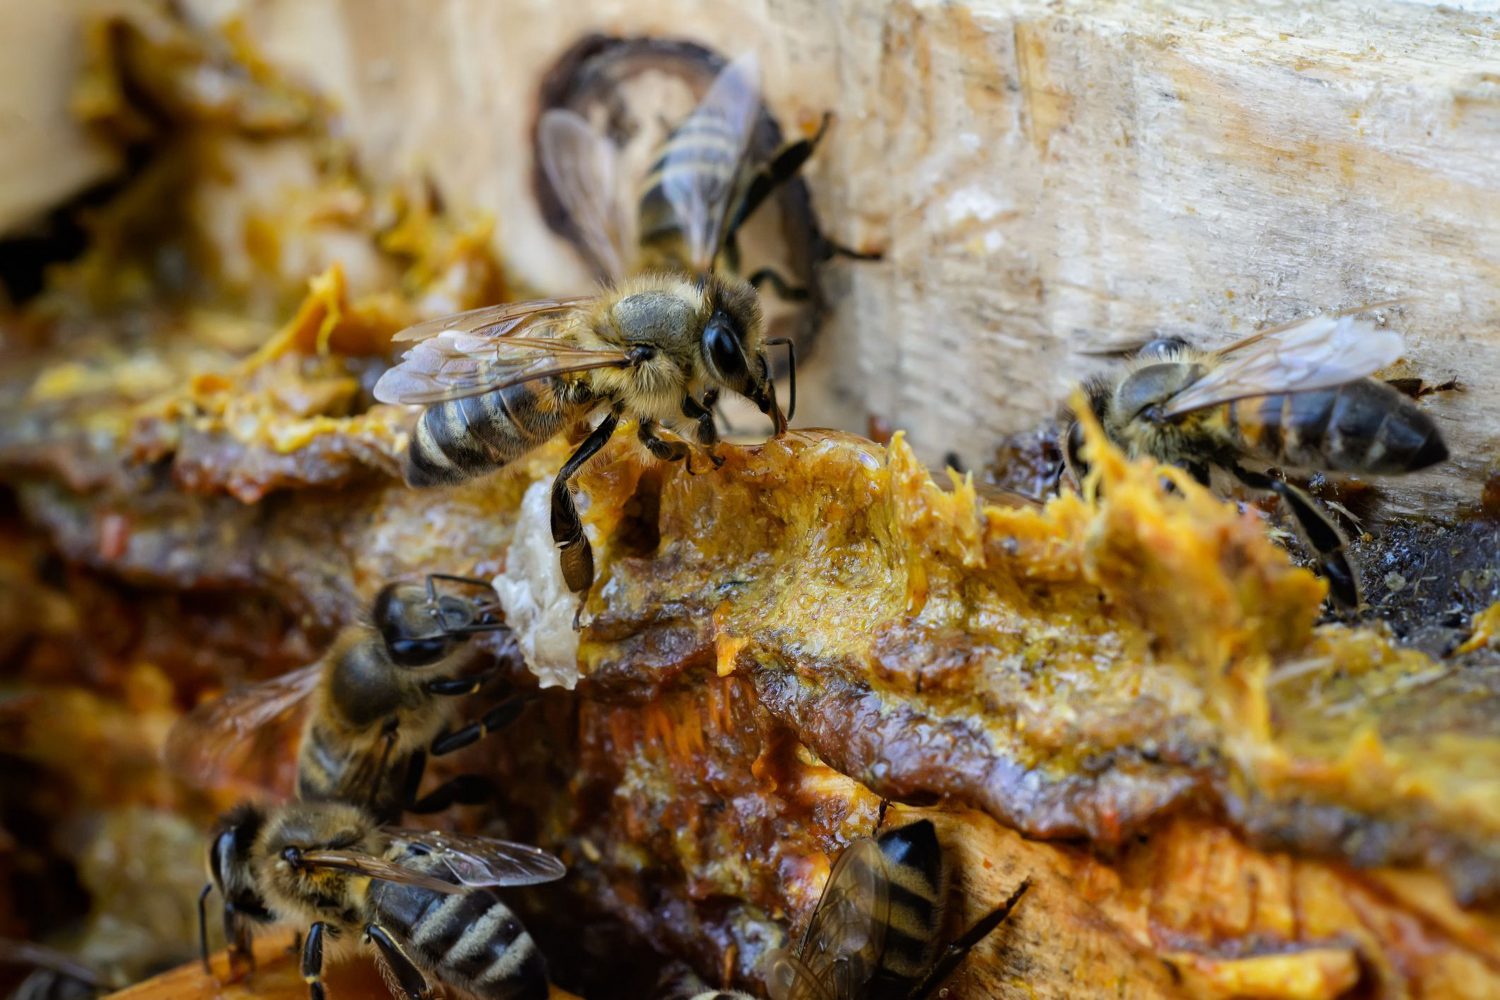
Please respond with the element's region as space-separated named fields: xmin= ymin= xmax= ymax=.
xmin=295 ymin=717 xmax=420 ymax=823
xmin=868 ymin=821 xmax=946 ymax=1000
xmin=368 ymin=848 xmax=547 ymax=1000
xmin=1224 ymin=379 xmax=1447 ymax=475
xmin=296 ymin=635 xmax=435 ymax=822
xmin=406 ymin=379 xmax=591 ymax=488
xmin=637 ymin=111 xmax=744 ymax=267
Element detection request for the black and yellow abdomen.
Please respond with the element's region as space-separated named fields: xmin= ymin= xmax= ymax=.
xmin=637 ymin=106 xmax=744 ymax=270
xmin=368 ymin=847 xmax=547 ymax=1000
xmin=405 ymin=379 xmax=592 ymax=488
xmin=1224 ymin=379 xmax=1447 ymax=475
xmin=869 ymin=820 xmax=946 ymax=1000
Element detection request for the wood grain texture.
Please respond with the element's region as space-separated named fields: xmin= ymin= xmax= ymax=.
xmin=179 ymin=0 xmax=1500 ymax=518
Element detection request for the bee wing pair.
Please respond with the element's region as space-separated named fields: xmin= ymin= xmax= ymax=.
xmin=373 ymin=296 xmax=640 ymax=406
xmin=296 ymin=830 xmax=566 ymax=895
xmin=538 ymin=51 xmax=762 ymax=282
xmin=1160 ymin=307 xmax=1406 ymax=417
xmin=765 ymin=838 xmax=888 ymax=1000
xmin=1084 ymin=302 xmax=1409 ymax=418
xmin=163 ymin=661 xmax=323 ymax=797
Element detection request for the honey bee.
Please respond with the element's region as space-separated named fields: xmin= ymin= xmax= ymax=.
xmin=689 ymin=820 xmax=1028 ymax=1000
xmin=199 ymin=799 xmax=566 ymax=1000
xmin=1065 ymin=307 xmax=1449 ymax=607
xmin=537 ymin=50 xmax=856 ymax=295
xmin=375 ymin=54 xmax=795 ymax=598
xmin=165 ymin=575 xmax=521 ymax=822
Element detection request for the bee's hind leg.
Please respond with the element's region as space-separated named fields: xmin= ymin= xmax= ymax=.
xmin=364 ymin=924 xmax=434 ymax=1000
xmin=552 ymin=409 xmax=621 ymax=596
xmin=1231 ymin=465 xmax=1360 ymax=608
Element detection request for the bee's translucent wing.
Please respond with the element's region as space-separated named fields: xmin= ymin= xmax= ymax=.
xmin=161 ymin=662 xmax=321 ymax=797
xmin=659 ymin=51 xmax=763 ymax=273
xmin=292 ymin=850 xmax=469 ymax=895
xmin=539 ymin=109 xmax=635 ymax=282
xmin=765 ymin=950 xmax=837 ymax=1000
xmin=385 ymin=829 xmax=567 ymax=887
xmin=1162 ymin=314 xmax=1405 ymax=417
xmin=390 ymin=297 xmax=591 ymax=344
xmin=374 ymin=298 xmax=632 ymax=406
xmin=774 ymin=836 xmax=888 ymax=1000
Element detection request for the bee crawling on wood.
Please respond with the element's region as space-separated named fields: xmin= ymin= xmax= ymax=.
xmin=680 ymin=819 xmax=1029 ymax=1000
xmin=1064 ymin=304 xmax=1449 ymax=607
xmin=199 ymin=799 xmax=566 ymax=1000
xmin=165 ymin=574 xmax=525 ymax=823
xmin=374 ymin=53 xmax=809 ymax=601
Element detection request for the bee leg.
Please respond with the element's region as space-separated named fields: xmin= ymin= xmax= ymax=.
xmin=219 ymin=901 xmax=256 ymax=979
xmin=637 ymin=419 xmax=691 ymax=464
xmin=747 ymin=267 xmax=811 ymax=303
xmin=429 ymin=697 xmax=528 ymax=756
xmin=301 ymin=922 xmax=331 ymax=1000
xmin=1231 ymin=465 xmax=1360 ymax=608
xmin=197 ymin=884 xmax=213 ymax=973
xmin=905 ymin=879 xmax=1031 ymax=1000
xmin=365 ymin=924 xmax=434 ymax=1000
xmin=406 ymin=774 xmax=495 ymax=814
xmin=552 ymin=410 xmax=620 ymax=596
xmin=726 ymin=113 xmax=832 ymax=245
xmin=681 ymin=395 xmax=726 ymax=469
xmin=424 ymin=668 xmax=501 ymax=697
xmin=365 ymin=719 xmax=400 ymax=813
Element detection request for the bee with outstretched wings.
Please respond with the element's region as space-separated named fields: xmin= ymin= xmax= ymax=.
xmin=375 ymin=53 xmax=796 ymax=603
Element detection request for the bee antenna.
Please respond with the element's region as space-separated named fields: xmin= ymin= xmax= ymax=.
xmin=766 ymin=337 xmax=796 ymax=422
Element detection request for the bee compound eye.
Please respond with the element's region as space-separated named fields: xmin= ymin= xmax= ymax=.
xmin=703 ymin=312 xmax=747 ymax=382
xmin=388 ymin=635 xmax=450 ymax=667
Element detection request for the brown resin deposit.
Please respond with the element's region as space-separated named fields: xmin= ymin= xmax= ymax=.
xmin=7 ymin=303 xmax=1500 ymax=996
xmin=3 ymin=6 xmax=1500 ymax=1000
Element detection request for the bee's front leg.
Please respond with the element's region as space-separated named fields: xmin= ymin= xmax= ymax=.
xmin=301 ymin=922 xmax=334 ymax=1000
xmin=637 ymin=419 xmax=691 ymax=464
xmin=552 ymin=409 xmax=620 ymax=597
xmin=681 ymin=394 xmax=726 ymax=470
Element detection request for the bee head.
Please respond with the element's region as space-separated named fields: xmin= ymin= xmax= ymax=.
xmin=700 ymin=276 xmax=786 ymax=433
xmin=372 ymin=582 xmax=468 ymax=667
xmin=207 ymin=802 xmax=275 ymax=925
